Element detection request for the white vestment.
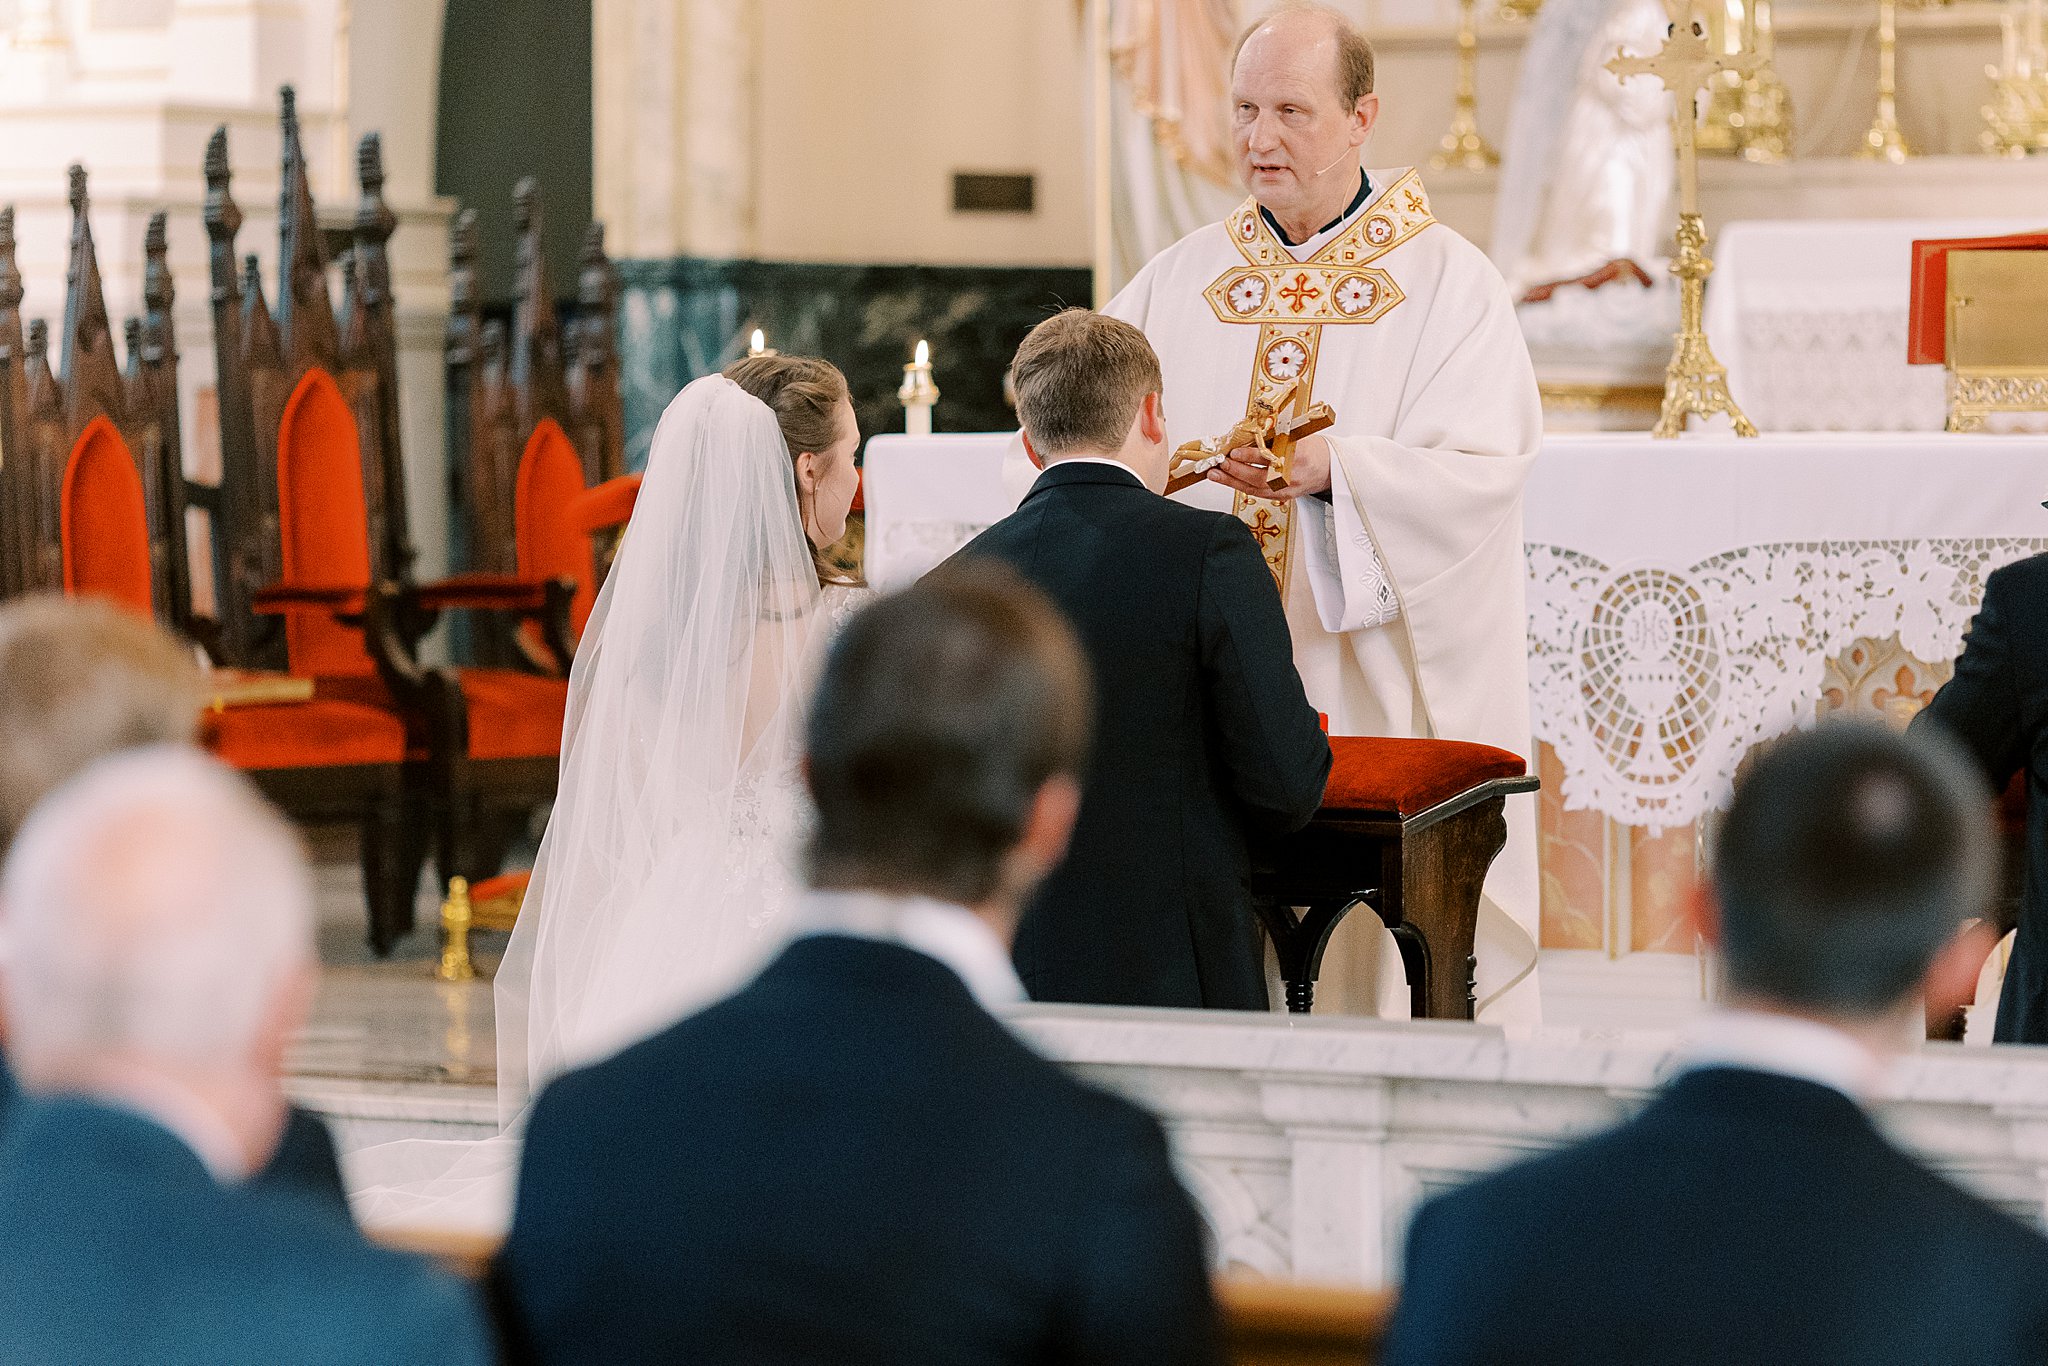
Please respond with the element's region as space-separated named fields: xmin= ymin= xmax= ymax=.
xmin=1104 ymin=167 xmax=1542 ymax=1020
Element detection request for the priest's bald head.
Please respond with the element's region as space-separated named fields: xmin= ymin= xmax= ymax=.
xmin=1232 ymin=2 xmax=1380 ymax=245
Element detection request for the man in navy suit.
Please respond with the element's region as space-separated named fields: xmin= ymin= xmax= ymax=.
xmin=950 ymin=309 xmax=1330 ymax=1010
xmin=496 ymin=565 xmax=1225 ymax=1366
xmin=0 ymin=749 xmax=492 ymax=1365
xmin=1915 ymin=552 xmax=2048 ymax=1041
xmin=1384 ymin=722 xmax=2048 ymax=1366
xmin=0 ymin=595 xmax=349 ymax=1210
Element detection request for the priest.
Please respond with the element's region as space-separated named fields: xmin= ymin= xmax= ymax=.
xmin=1105 ymin=2 xmax=1543 ymax=1020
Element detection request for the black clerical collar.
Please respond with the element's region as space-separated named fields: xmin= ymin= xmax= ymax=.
xmin=1259 ymin=170 xmax=1372 ymax=248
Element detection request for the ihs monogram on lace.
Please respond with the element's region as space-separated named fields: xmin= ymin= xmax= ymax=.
xmin=1526 ymin=537 xmax=2048 ymax=831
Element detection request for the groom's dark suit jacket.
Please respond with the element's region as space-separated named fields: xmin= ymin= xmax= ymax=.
xmin=494 ymin=933 xmax=1224 ymax=1366
xmin=948 ymin=460 xmax=1331 ymax=1009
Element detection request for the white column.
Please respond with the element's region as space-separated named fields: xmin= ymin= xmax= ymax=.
xmin=594 ymin=0 xmax=758 ymax=261
xmin=348 ymin=0 xmax=454 ymax=588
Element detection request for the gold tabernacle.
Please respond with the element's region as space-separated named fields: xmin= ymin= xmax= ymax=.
xmin=1165 ymin=382 xmax=1336 ymax=495
xmin=1946 ymin=249 xmax=2048 ymax=432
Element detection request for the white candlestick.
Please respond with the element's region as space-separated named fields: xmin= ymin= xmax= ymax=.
xmin=899 ymin=337 xmax=938 ymax=436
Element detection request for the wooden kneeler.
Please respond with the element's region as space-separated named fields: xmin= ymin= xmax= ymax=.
xmin=1248 ymin=737 xmax=1537 ymax=1019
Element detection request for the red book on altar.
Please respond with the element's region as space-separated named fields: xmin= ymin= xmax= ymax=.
xmin=1908 ymin=230 xmax=2048 ymax=364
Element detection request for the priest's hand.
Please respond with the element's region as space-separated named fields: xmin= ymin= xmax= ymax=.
xmin=1208 ymin=434 xmax=1333 ymax=501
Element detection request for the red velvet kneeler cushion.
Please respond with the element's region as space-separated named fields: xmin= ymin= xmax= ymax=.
xmin=202 ymin=696 xmax=407 ymax=771
xmin=515 ymin=418 xmax=600 ymax=640
xmin=276 ymin=369 xmax=377 ymax=677
xmin=1322 ymin=736 xmax=1528 ymax=817
xmin=61 ymin=416 xmax=154 ymax=615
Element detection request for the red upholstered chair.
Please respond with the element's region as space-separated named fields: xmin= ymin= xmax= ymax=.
xmin=207 ymin=98 xmax=605 ymax=916
xmin=0 ymin=168 xmax=416 ymax=952
xmin=1247 ymin=736 xmax=1538 ymax=1018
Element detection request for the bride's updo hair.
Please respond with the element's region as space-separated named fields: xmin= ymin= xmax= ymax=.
xmin=722 ymin=354 xmax=854 ymax=581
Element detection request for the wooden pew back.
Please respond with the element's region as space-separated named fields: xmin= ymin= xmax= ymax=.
xmin=373 ymin=1228 xmax=1393 ymax=1365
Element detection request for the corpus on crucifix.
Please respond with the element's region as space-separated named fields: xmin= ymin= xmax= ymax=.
xmin=1607 ymin=0 xmax=1760 ymax=437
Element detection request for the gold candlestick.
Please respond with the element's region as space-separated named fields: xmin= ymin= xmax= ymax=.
xmin=1983 ymin=0 xmax=2048 ymax=156
xmin=1739 ymin=0 xmax=1792 ymax=161
xmin=1431 ymin=0 xmax=1501 ymax=171
xmin=1609 ymin=0 xmax=1760 ymax=438
xmin=1859 ymin=0 xmax=1914 ymax=161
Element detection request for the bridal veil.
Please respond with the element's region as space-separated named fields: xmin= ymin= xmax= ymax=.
xmin=349 ymin=374 xmax=826 ymax=1228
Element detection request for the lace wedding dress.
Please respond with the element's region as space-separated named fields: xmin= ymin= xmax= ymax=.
xmin=348 ymin=376 xmax=865 ymax=1231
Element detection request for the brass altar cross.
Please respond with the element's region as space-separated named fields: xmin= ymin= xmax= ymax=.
xmin=1607 ymin=1 xmax=1757 ymax=218
xmin=1606 ymin=0 xmax=1759 ymax=438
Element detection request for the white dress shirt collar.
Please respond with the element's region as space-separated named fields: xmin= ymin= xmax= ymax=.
xmin=1038 ymin=454 xmax=1145 ymax=485
xmin=796 ymin=889 xmax=1026 ymax=1012
xmin=1675 ymin=1007 xmax=1889 ymax=1103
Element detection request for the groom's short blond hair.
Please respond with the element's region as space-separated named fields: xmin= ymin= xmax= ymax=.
xmin=1009 ymin=309 xmax=1162 ymax=458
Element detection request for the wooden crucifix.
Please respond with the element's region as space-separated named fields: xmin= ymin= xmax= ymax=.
xmin=1165 ymin=381 xmax=1337 ymax=496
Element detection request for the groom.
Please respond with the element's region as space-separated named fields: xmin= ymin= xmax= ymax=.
xmin=949 ymin=309 xmax=1331 ymax=1010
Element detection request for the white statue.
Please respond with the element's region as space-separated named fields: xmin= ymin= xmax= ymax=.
xmin=1491 ymin=0 xmax=1675 ymax=300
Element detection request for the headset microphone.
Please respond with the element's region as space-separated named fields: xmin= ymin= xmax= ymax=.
xmin=1311 ymin=148 xmax=1358 ymax=177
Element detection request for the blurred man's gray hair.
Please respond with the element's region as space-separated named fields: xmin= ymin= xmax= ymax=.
xmin=0 ymin=747 xmax=313 ymax=1071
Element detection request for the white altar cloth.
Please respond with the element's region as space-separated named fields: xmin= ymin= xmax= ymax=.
xmin=1703 ymin=217 xmax=2043 ymax=433
xmin=865 ymin=431 xmax=2048 ymax=832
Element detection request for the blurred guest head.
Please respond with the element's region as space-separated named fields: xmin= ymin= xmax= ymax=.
xmin=0 ymin=596 xmax=203 ymax=857
xmin=1010 ymin=309 xmax=1171 ymax=492
xmin=804 ymin=561 xmax=1091 ymax=934
xmin=1703 ymin=721 xmax=1998 ymax=1032
xmin=723 ymin=353 xmax=862 ymax=553
xmin=0 ymin=748 xmax=314 ymax=1177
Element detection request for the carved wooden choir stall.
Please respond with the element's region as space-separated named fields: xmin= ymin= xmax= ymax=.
xmin=0 ymin=89 xmax=628 ymax=955
xmin=436 ymin=179 xmax=638 ymax=976
xmin=0 ymin=166 xmax=417 ymax=949
xmin=199 ymin=90 xmax=624 ymax=948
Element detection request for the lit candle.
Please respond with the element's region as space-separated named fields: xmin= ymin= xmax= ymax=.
xmin=747 ymin=328 xmax=775 ymax=358
xmin=898 ymin=337 xmax=939 ymax=437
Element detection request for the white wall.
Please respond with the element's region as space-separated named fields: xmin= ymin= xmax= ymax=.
xmin=0 ymin=0 xmax=455 ymax=593
xmin=753 ymin=0 xmax=1091 ymax=266
xmin=594 ymin=0 xmax=1093 ymax=268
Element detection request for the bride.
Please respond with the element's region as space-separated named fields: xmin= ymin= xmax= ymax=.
xmin=350 ymin=357 xmax=863 ymax=1229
